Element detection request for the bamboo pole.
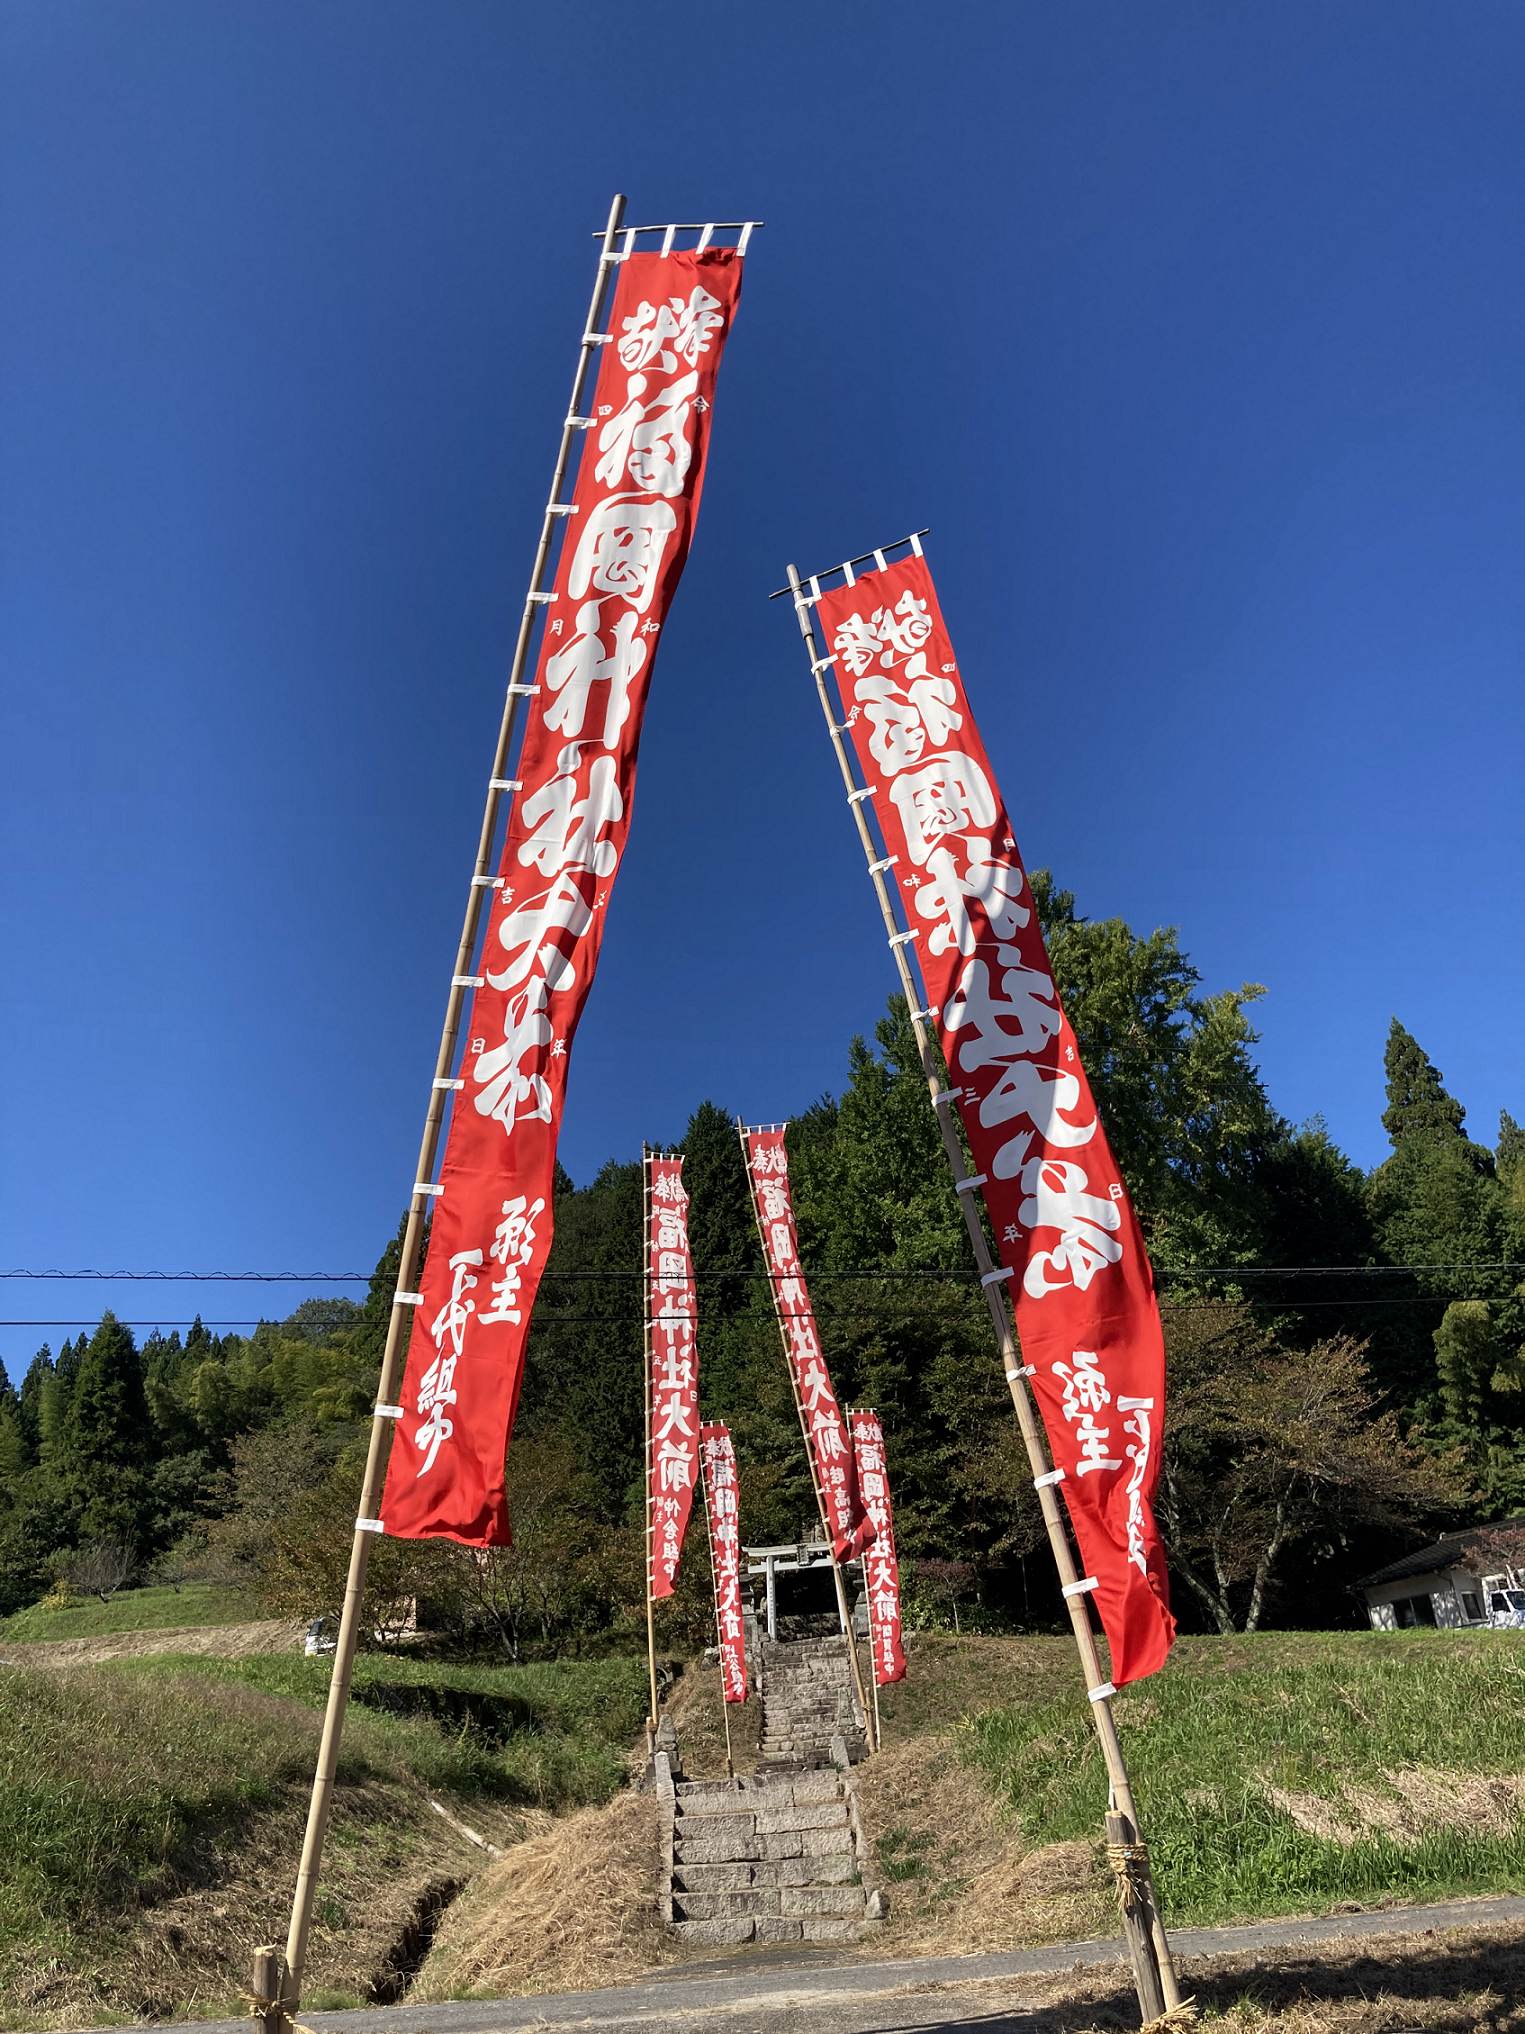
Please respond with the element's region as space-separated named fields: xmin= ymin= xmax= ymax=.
xmin=643 ymin=1144 xmax=660 ymax=1753
xmin=738 ymin=1122 xmax=877 ymax=1756
xmin=785 ymin=556 xmax=1181 ymax=2020
xmin=697 ymin=1440 xmax=736 ymax=1776
xmin=275 ymin=192 xmax=631 ymax=2024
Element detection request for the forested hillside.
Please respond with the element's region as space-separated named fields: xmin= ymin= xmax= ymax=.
xmin=2 ymin=876 xmax=1520 ymax=1641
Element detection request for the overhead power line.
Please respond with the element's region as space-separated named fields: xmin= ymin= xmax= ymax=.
xmin=2 ymin=1262 xmax=1520 ymax=1284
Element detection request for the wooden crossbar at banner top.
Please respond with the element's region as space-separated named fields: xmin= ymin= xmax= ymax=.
xmin=272 ymin=193 xmax=634 ymax=2027
xmin=781 ymin=553 xmax=1183 ymax=2025
xmin=737 ymin=1120 xmax=878 ymax=1757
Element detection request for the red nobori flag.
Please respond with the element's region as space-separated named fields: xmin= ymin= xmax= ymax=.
xmin=648 ymin=1155 xmax=698 ymax=1598
xmin=814 ymin=553 xmax=1174 ymax=1685
xmin=850 ymin=1409 xmax=905 ymax=1686
xmin=380 ymin=250 xmax=744 ymax=1544
xmin=744 ymin=1127 xmax=869 ymax=1561
xmin=701 ymin=1423 xmax=747 ymax=1703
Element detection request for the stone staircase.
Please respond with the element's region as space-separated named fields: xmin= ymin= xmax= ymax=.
xmin=758 ymin=1634 xmax=867 ymax=1768
xmin=661 ymin=1767 xmax=884 ymax=1946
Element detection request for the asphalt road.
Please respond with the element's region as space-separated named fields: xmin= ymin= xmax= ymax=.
xmin=94 ymin=1894 xmax=1525 ymax=2034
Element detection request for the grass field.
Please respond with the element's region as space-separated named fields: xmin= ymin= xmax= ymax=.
xmin=965 ymin=1630 xmax=1525 ymax=1924
xmin=111 ymin=1650 xmax=651 ymax=1810
xmin=0 ymin=1649 xmax=651 ymax=2028
xmin=0 ymin=1583 xmax=256 ymax=1644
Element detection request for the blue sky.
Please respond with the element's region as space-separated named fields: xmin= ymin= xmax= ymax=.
xmin=2 ymin=2 xmax=1521 ymax=1381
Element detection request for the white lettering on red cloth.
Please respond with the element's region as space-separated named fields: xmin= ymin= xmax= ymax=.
xmin=648 ymin=1156 xmax=698 ymax=1598
xmin=380 ymin=250 xmax=743 ymax=1544
xmin=814 ymin=554 xmax=1174 ymax=1686
xmin=701 ymin=1422 xmax=748 ymax=1704
xmin=744 ymin=1128 xmax=871 ymax=1562
xmin=850 ymin=1409 xmax=905 ymax=1686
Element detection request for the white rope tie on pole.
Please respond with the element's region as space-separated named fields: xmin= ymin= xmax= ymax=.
xmin=414 ymin=1183 xmax=444 ymax=1197
xmin=869 ymin=855 xmax=899 ymax=873
xmin=1034 ymin=1467 xmax=1065 ymax=1488
xmin=848 ymin=787 xmax=874 ymax=805
xmin=470 ymin=876 xmax=504 ymax=888
xmin=354 ymin=1518 xmax=384 ymax=1535
xmin=489 ymin=779 xmax=522 ymax=791
xmin=505 ymin=683 xmax=541 ymax=695
xmin=393 ymin=1292 xmax=424 ymax=1305
xmin=1006 ymin=1364 xmax=1036 ymax=1379
xmin=930 ymin=1087 xmax=958 ymax=1108
xmin=452 ymin=976 xmax=484 ymax=988
xmin=954 ymin=1173 xmax=988 ymax=1193
xmin=546 ymin=502 xmax=581 ymax=515
xmin=889 ymin=929 xmax=919 ymax=948
xmin=432 ymin=1079 xmax=463 ymax=1091
xmin=374 ymin=1404 xmax=404 ymax=1419
xmin=1089 ymin=1682 xmax=1118 ymax=1702
xmin=1063 ymin=1577 xmax=1100 ymax=1598
xmin=981 ymin=1267 xmax=1013 ymax=1287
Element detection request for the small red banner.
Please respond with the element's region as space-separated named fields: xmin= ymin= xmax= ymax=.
xmin=744 ymin=1127 xmax=869 ymax=1561
xmin=648 ymin=1155 xmax=698 ymax=1599
xmin=813 ymin=552 xmax=1174 ymax=1686
xmin=701 ymin=1423 xmax=748 ymax=1703
xmin=850 ymin=1409 xmax=905 ymax=1686
xmin=379 ymin=249 xmax=744 ymax=1544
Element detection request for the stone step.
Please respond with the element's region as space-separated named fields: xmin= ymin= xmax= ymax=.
xmin=671 ymin=1916 xmax=885 ymax=1948
xmin=673 ymin=1854 xmax=856 ymax=1893
xmin=673 ymin=1889 xmax=781 ymax=1920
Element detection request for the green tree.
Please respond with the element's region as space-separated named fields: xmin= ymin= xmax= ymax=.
xmin=1383 ymin=1020 xmax=1470 ymax=1148
xmin=56 ymin=1314 xmax=155 ymax=1551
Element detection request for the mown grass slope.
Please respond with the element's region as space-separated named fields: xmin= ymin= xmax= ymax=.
xmin=0 ymin=1583 xmax=256 ymax=1644
xmin=947 ymin=1631 xmax=1525 ymax=1927
xmin=0 ymin=1651 xmax=649 ymax=2029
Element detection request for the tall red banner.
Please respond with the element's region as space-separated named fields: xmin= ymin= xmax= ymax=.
xmin=850 ymin=1410 xmax=905 ymax=1687
xmin=380 ymin=250 xmax=744 ymax=1543
xmin=648 ymin=1156 xmax=698 ymax=1598
xmin=814 ymin=553 xmax=1174 ymax=1685
xmin=701 ymin=1423 xmax=747 ymax=1703
xmin=744 ymin=1127 xmax=869 ymax=1561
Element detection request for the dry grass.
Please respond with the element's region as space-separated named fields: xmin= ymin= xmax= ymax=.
xmin=661 ymin=1660 xmax=763 ymax=1780
xmin=874 ymin=1918 xmax=1525 ymax=2034
xmin=1263 ymin=1769 xmax=1525 ymax=1847
xmin=411 ymin=1789 xmax=676 ymax=2002
xmin=0 ymin=1619 xmax=303 ymax=1669
xmin=0 ymin=1776 xmax=535 ymax=2030
xmin=853 ymin=1730 xmax=1117 ymax=1954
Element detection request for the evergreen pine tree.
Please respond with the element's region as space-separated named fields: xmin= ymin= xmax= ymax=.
xmin=18 ymin=1347 xmax=52 ymax=1464
xmin=59 ymin=1313 xmax=155 ymax=1548
xmin=1382 ymin=1019 xmax=1468 ymax=1147
xmin=1498 ymin=1111 xmax=1525 ymax=1184
xmin=680 ymin=1100 xmax=763 ymax=1330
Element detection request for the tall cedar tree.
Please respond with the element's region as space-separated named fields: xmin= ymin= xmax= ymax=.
xmin=59 ymin=1313 xmax=155 ymax=1550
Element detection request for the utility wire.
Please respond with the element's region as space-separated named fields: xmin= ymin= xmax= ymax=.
xmin=2 ymin=1262 xmax=1521 ymax=1283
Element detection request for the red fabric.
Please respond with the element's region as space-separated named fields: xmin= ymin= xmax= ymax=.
xmin=380 ymin=250 xmax=744 ymax=1543
xmin=744 ymin=1128 xmax=869 ymax=1561
xmin=850 ymin=1410 xmax=905 ymax=1686
xmin=813 ymin=554 xmax=1175 ymax=1685
xmin=648 ymin=1156 xmax=698 ymax=1598
xmin=701 ymin=1423 xmax=748 ymax=1703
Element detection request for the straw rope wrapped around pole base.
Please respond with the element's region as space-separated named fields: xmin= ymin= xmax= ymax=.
xmin=248 ymin=1946 xmax=319 ymax=2034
